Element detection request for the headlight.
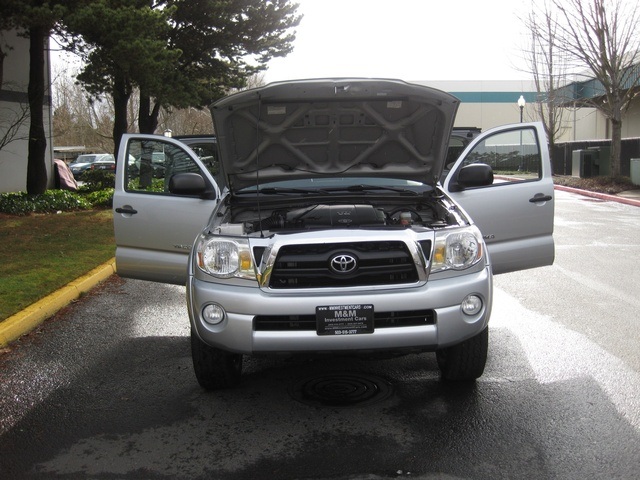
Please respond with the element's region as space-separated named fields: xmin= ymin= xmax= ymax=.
xmin=196 ymin=236 xmax=256 ymax=279
xmin=431 ymin=227 xmax=483 ymax=272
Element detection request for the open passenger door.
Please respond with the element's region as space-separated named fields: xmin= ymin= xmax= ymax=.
xmin=443 ymin=122 xmax=554 ymax=274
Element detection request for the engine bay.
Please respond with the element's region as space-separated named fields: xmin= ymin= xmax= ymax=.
xmin=214 ymin=197 xmax=465 ymax=236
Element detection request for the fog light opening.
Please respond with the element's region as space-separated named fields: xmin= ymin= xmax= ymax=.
xmin=461 ymin=295 xmax=483 ymax=316
xmin=202 ymin=304 xmax=226 ymax=325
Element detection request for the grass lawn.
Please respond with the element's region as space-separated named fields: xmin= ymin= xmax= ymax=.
xmin=0 ymin=209 xmax=115 ymax=321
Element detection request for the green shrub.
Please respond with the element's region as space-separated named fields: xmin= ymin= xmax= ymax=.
xmin=0 ymin=190 xmax=92 ymax=215
xmin=0 ymin=193 xmax=32 ymax=215
xmin=85 ymin=188 xmax=114 ymax=208
xmin=127 ymin=177 xmax=165 ymax=192
xmin=80 ymin=170 xmax=116 ymax=191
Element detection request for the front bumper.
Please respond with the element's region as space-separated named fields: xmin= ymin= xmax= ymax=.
xmin=188 ymin=267 xmax=492 ymax=355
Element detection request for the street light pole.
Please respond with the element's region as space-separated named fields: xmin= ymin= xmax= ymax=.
xmin=517 ymin=95 xmax=527 ymax=171
xmin=517 ymin=95 xmax=526 ymax=122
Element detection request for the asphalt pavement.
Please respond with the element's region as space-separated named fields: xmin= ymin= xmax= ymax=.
xmin=1 ymin=185 xmax=639 ymax=349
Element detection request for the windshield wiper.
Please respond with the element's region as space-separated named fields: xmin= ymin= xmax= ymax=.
xmin=236 ymin=187 xmax=330 ymax=195
xmin=338 ymin=184 xmax=419 ymax=195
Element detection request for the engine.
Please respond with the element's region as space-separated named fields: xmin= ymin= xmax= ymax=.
xmin=213 ymin=200 xmax=456 ymax=236
xmin=257 ymin=204 xmax=387 ymax=230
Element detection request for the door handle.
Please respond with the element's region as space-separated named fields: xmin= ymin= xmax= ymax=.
xmin=529 ymin=194 xmax=553 ymax=203
xmin=115 ymin=207 xmax=138 ymax=214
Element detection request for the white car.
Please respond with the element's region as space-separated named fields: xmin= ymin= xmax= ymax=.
xmin=113 ymin=78 xmax=554 ymax=389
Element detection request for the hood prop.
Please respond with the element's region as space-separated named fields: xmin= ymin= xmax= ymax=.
xmin=256 ymin=92 xmax=264 ymax=238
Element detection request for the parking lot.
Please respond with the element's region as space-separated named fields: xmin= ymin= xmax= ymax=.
xmin=1 ymin=189 xmax=639 ymax=479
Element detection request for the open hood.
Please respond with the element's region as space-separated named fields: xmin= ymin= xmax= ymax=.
xmin=210 ymin=78 xmax=459 ymax=191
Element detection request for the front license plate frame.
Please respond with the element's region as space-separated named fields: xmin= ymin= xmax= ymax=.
xmin=316 ymin=304 xmax=374 ymax=336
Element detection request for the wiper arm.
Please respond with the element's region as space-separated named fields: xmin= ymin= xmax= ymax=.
xmin=236 ymin=187 xmax=329 ymax=195
xmin=341 ymin=184 xmax=419 ymax=195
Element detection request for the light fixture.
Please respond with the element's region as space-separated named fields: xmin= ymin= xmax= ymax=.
xmin=517 ymin=95 xmax=526 ymax=122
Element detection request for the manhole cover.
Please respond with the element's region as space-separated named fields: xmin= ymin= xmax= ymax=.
xmin=290 ymin=372 xmax=394 ymax=407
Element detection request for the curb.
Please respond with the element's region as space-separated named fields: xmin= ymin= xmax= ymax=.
xmin=0 ymin=259 xmax=117 ymax=348
xmin=553 ymin=184 xmax=640 ymax=207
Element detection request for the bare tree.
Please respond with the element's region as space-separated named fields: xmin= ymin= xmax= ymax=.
xmin=159 ymin=107 xmax=212 ymax=136
xmin=52 ymin=67 xmax=269 ymax=147
xmin=52 ymin=66 xmax=115 ymax=152
xmin=158 ymin=72 xmax=268 ymax=136
xmin=1 ymin=33 xmax=29 ymax=150
xmin=0 ymin=98 xmax=30 ymax=152
xmin=547 ymin=0 xmax=640 ymax=177
xmin=523 ymin=2 xmax=571 ymax=171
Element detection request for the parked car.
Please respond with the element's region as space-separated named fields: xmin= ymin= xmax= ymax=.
xmin=90 ymin=156 xmax=116 ymax=173
xmin=69 ymin=154 xmax=114 ymax=179
xmin=113 ymin=78 xmax=555 ymax=390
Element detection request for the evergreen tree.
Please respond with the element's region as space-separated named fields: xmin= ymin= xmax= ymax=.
xmin=1 ymin=1 xmax=73 ymax=194
xmin=63 ymin=0 xmax=301 ymax=153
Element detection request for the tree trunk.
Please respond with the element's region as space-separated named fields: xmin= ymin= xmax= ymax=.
xmin=112 ymin=76 xmax=131 ymax=156
xmin=138 ymin=92 xmax=160 ymax=134
xmin=610 ymin=118 xmax=622 ymax=178
xmin=26 ymin=25 xmax=48 ymax=195
xmin=548 ymin=138 xmax=556 ymax=176
xmin=0 ymin=44 xmax=5 ymax=90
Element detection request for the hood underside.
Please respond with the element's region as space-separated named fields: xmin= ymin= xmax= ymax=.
xmin=210 ymin=78 xmax=459 ymax=191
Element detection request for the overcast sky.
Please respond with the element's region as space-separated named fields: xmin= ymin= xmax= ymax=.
xmin=264 ymin=0 xmax=533 ymax=83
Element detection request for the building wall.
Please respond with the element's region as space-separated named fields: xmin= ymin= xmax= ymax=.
xmin=621 ymin=101 xmax=640 ymax=139
xmin=555 ymin=102 xmax=640 ymax=142
xmin=414 ymin=80 xmax=539 ymax=130
xmin=0 ymin=29 xmax=54 ymax=193
xmin=416 ymin=79 xmax=640 ymax=143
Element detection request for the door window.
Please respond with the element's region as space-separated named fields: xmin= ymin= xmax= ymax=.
xmin=125 ymin=139 xmax=201 ymax=193
xmin=183 ymin=141 xmax=222 ymax=186
xmin=459 ymin=127 xmax=542 ymax=185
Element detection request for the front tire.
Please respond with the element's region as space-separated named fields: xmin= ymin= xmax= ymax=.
xmin=436 ymin=327 xmax=488 ymax=381
xmin=191 ymin=329 xmax=242 ymax=390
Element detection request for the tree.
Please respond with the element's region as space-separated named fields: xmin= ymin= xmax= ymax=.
xmin=0 ymin=96 xmax=30 ymax=153
xmin=136 ymin=0 xmax=301 ymax=135
xmin=62 ymin=1 xmax=179 ymax=156
xmin=0 ymin=34 xmax=7 ymax=89
xmin=523 ymin=3 xmax=571 ymax=171
xmin=0 ymin=1 xmax=80 ymax=194
xmin=543 ymin=0 xmax=640 ymax=177
xmin=63 ymin=0 xmax=301 ymax=154
xmin=1 ymin=30 xmax=30 ymax=152
xmin=52 ymin=65 xmax=115 ymax=152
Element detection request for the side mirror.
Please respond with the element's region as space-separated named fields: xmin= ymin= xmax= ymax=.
xmin=456 ymin=163 xmax=494 ymax=189
xmin=169 ymin=173 xmax=210 ymax=196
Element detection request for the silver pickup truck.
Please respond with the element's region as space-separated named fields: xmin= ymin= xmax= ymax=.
xmin=113 ymin=78 xmax=554 ymax=389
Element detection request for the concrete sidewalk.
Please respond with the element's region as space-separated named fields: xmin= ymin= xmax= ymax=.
xmin=2 ymin=185 xmax=639 ymax=348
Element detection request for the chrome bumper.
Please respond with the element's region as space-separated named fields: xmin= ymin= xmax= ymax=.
xmin=188 ymin=267 xmax=492 ymax=354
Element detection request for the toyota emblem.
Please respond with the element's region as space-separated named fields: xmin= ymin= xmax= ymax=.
xmin=330 ymin=254 xmax=357 ymax=274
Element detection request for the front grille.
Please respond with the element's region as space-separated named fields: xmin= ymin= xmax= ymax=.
xmin=254 ymin=309 xmax=435 ymax=331
xmin=268 ymin=241 xmax=422 ymax=289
